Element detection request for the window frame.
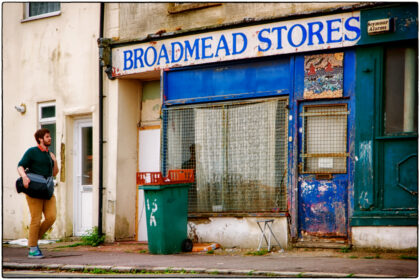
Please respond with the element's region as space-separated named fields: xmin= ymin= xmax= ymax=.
xmin=39 ymin=102 xmax=56 ymax=125
xmin=379 ymin=45 xmax=418 ymax=138
xmin=22 ymin=3 xmax=61 ymax=22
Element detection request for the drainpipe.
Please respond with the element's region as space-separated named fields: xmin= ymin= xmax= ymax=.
xmin=98 ymin=2 xmax=105 ymax=237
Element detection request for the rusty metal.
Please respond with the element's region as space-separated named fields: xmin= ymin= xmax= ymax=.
xmin=301 ymin=153 xmax=349 ymax=158
xmin=315 ymin=174 xmax=333 ymax=180
xmin=299 ymin=111 xmax=349 ymax=117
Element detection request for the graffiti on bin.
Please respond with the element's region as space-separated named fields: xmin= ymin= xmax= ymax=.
xmin=147 ymin=198 xmax=158 ymax=227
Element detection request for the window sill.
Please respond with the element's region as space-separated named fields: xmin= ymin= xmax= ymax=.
xmin=21 ymin=11 xmax=61 ymax=23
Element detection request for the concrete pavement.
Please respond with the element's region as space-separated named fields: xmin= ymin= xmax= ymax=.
xmin=2 ymin=244 xmax=418 ymax=278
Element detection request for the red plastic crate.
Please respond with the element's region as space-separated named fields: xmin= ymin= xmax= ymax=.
xmin=167 ymin=169 xmax=195 ymax=183
xmin=137 ymin=169 xmax=194 ymax=185
xmin=136 ymin=172 xmax=165 ymax=185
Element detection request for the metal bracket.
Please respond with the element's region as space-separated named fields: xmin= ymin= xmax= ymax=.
xmin=98 ymin=38 xmax=115 ymax=80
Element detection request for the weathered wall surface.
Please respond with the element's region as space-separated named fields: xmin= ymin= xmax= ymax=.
xmin=188 ymin=217 xmax=288 ymax=249
xmin=3 ymin=3 xmax=100 ymax=240
xmin=114 ymin=3 xmax=362 ymax=41
xmin=352 ymin=227 xmax=417 ymax=249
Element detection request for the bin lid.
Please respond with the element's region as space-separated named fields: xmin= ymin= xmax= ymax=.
xmin=138 ymin=183 xmax=191 ymax=190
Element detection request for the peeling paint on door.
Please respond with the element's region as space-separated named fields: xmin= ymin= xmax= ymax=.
xmin=298 ymin=177 xmax=348 ymax=238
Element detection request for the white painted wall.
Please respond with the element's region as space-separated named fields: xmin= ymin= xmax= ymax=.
xmin=352 ymin=227 xmax=417 ymax=249
xmin=3 ymin=3 xmax=100 ymax=240
xmin=103 ymin=78 xmax=141 ymax=241
xmin=189 ymin=217 xmax=288 ymax=249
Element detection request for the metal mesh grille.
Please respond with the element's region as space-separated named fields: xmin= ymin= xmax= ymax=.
xmin=301 ymin=104 xmax=348 ymax=173
xmin=162 ymin=98 xmax=288 ymax=213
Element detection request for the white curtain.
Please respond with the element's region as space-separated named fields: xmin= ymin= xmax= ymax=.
xmin=166 ymin=111 xmax=185 ymax=171
xmin=194 ymin=107 xmax=224 ymax=211
xmin=194 ymin=101 xmax=278 ymax=212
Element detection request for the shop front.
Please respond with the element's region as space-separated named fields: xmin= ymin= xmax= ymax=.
xmin=104 ymin=3 xmax=417 ymax=248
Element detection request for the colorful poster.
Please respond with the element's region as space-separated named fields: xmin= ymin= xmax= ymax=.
xmin=304 ymin=53 xmax=344 ymax=99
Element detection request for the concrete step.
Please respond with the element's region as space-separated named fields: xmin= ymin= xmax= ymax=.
xmin=293 ymin=241 xmax=350 ymax=249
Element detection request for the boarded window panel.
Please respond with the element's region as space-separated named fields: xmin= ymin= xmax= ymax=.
xmin=302 ymin=105 xmax=348 ymax=173
xmin=163 ymin=98 xmax=288 ymax=213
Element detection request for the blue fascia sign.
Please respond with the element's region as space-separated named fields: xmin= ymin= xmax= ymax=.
xmin=112 ymin=11 xmax=360 ymax=77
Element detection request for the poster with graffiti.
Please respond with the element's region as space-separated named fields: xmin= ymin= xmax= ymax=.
xmin=304 ymin=53 xmax=344 ymax=99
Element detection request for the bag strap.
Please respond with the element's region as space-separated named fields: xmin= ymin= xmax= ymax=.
xmin=47 ymin=151 xmax=53 ymax=177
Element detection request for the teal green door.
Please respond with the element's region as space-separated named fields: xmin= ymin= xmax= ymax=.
xmin=378 ymin=45 xmax=418 ymax=210
xmin=354 ymin=44 xmax=418 ymax=225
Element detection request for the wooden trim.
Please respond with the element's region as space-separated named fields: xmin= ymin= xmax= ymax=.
xmin=140 ymin=125 xmax=161 ymax=130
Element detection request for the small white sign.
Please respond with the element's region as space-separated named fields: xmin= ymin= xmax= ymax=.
xmin=318 ymin=157 xmax=334 ymax=169
xmin=367 ymin=18 xmax=392 ymax=35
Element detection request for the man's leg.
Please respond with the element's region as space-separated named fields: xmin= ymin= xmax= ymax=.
xmin=25 ymin=195 xmax=43 ymax=247
xmin=38 ymin=195 xmax=56 ymax=239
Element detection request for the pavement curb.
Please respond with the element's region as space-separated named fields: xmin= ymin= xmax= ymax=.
xmin=2 ymin=262 xmax=400 ymax=277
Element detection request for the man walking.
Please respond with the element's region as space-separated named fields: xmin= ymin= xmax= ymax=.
xmin=17 ymin=128 xmax=59 ymax=258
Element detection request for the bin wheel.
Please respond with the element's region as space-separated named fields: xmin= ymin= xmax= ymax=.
xmin=181 ymin=238 xmax=193 ymax=252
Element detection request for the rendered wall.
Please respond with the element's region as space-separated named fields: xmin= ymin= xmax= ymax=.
xmin=102 ymin=78 xmax=141 ymax=241
xmin=115 ymin=3 xmax=362 ymax=41
xmin=3 ymin=3 xmax=100 ymax=240
xmin=189 ymin=217 xmax=288 ymax=249
xmin=352 ymin=227 xmax=417 ymax=249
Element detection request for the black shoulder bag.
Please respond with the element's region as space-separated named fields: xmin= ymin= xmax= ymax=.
xmin=16 ymin=153 xmax=55 ymax=200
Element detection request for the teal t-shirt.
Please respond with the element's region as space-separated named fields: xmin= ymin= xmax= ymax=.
xmin=18 ymin=147 xmax=53 ymax=178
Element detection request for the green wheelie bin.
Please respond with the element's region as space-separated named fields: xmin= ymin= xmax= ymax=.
xmin=137 ymin=170 xmax=193 ymax=254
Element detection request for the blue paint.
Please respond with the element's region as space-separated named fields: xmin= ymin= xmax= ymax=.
xmin=298 ymin=176 xmax=348 ymax=235
xmin=307 ymin=21 xmax=325 ymax=46
xmin=164 ymin=58 xmax=290 ymax=105
xmin=288 ymin=24 xmax=307 ymax=47
xmin=326 ymin=19 xmax=342 ymax=44
xmin=294 ymin=51 xmax=356 ymax=239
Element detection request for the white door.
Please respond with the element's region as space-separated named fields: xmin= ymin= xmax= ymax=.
xmin=138 ymin=129 xmax=161 ymax=241
xmin=74 ymin=119 xmax=93 ymax=236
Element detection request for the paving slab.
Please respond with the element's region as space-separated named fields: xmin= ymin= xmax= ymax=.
xmin=2 ymin=245 xmax=417 ymax=277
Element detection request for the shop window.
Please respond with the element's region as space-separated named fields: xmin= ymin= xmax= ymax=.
xmin=39 ymin=102 xmax=56 ymax=155
xmin=384 ymin=47 xmax=418 ymax=135
xmin=24 ymin=2 xmax=60 ymax=21
xmin=163 ymin=98 xmax=288 ymax=213
xmin=301 ymin=104 xmax=348 ymax=173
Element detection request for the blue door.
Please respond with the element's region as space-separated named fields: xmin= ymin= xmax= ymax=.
xmin=294 ymin=51 xmax=355 ymax=243
xmin=297 ymin=101 xmax=350 ymax=241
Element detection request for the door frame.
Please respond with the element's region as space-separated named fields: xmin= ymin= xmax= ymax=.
xmin=73 ymin=117 xmax=93 ymax=236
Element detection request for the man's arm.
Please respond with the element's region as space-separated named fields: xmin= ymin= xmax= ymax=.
xmin=50 ymin=152 xmax=59 ymax=177
xmin=17 ymin=166 xmax=30 ymax=188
